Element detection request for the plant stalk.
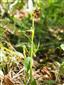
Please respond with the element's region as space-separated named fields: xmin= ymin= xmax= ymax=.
xmin=30 ymin=13 xmax=34 ymax=84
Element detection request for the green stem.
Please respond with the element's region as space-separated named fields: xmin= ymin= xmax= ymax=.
xmin=23 ymin=45 xmax=26 ymax=59
xmin=30 ymin=14 xmax=34 ymax=84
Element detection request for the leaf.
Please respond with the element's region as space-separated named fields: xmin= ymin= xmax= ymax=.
xmin=0 ymin=27 xmax=4 ymax=37
xmin=2 ymin=0 xmax=13 ymax=3
xmin=60 ymin=44 xmax=64 ymax=50
xmin=48 ymin=0 xmax=56 ymax=4
xmin=31 ymin=78 xmax=37 ymax=85
xmin=24 ymin=57 xmax=32 ymax=72
xmin=43 ymin=80 xmax=56 ymax=85
xmin=59 ymin=62 xmax=64 ymax=75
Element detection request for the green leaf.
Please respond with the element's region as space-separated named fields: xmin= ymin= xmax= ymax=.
xmin=60 ymin=44 xmax=64 ymax=50
xmin=31 ymin=78 xmax=37 ymax=85
xmin=0 ymin=27 xmax=4 ymax=37
xmin=60 ymin=62 xmax=64 ymax=75
xmin=24 ymin=57 xmax=32 ymax=72
xmin=43 ymin=80 xmax=56 ymax=85
xmin=48 ymin=0 xmax=56 ymax=4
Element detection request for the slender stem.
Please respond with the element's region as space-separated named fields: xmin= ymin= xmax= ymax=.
xmin=23 ymin=45 xmax=27 ymax=85
xmin=30 ymin=13 xmax=34 ymax=84
xmin=23 ymin=45 xmax=26 ymax=59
